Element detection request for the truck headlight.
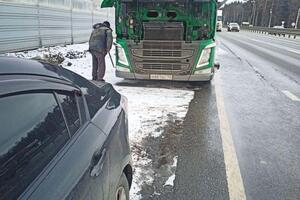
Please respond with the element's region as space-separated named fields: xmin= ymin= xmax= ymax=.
xmin=194 ymin=67 xmax=212 ymax=75
xmin=116 ymin=44 xmax=129 ymax=66
xmin=197 ymin=48 xmax=211 ymax=67
xmin=116 ymin=65 xmax=130 ymax=72
xmin=196 ymin=43 xmax=216 ymax=68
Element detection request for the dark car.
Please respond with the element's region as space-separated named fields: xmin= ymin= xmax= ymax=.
xmin=0 ymin=57 xmax=132 ymax=200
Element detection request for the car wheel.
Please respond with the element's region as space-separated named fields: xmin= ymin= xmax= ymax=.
xmin=115 ymin=173 xmax=129 ymax=200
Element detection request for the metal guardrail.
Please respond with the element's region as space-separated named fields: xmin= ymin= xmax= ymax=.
xmin=242 ymin=26 xmax=300 ymax=39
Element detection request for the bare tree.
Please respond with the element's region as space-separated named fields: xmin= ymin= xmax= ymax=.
xmin=222 ymin=0 xmax=300 ymax=28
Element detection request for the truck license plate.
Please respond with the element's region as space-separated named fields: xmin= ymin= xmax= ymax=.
xmin=150 ymin=74 xmax=172 ymax=80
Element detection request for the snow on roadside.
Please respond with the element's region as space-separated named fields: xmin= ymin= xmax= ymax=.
xmin=163 ymin=156 xmax=178 ymax=187
xmin=120 ymin=86 xmax=192 ymax=199
xmin=5 ymin=44 xmax=94 ymax=80
xmin=172 ymin=156 xmax=178 ymax=167
xmin=7 ymin=43 xmax=194 ymax=199
xmin=164 ymin=174 xmax=176 ymax=187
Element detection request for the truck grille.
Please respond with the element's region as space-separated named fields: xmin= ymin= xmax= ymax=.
xmin=143 ymin=50 xmax=181 ymax=57
xmin=131 ymin=49 xmax=193 ymax=59
xmin=127 ymin=40 xmax=198 ymax=75
xmin=142 ymin=63 xmax=182 ymax=71
xmin=143 ymin=22 xmax=184 ymax=41
xmin=136 ymin=63 xmax=189 ymax=72
xmin=143 ymin=41 xmax=182 ymax=49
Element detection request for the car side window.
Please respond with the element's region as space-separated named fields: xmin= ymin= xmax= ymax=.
xmin=58 ymin=68 xmax=108 ymax=118
xmin=56 ymin=92 xmax=81 ymax=136
xmin=84 ymin=86 xmax=108 ymax=117
xmin=0 ymin=92 xmax=69 ymax=200
xmin=77 ymin=95 xmax=88 ymax=124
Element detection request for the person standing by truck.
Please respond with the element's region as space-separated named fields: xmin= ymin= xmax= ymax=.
xmin=89 ymin=21 xmax=113 ymax=81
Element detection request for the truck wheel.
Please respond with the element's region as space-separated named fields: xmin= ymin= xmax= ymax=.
xmin=115 ymin=173 xmax=129 ymax=200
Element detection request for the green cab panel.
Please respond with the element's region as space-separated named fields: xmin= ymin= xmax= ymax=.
xmin=102 ymin=0 xmax=211 ymax=8
xmin=101 ymin=0 xmax=115 ymax=8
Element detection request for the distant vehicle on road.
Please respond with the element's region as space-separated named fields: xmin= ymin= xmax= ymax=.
xmin=0 ymin=57 xmax=132 ymax=200
xmin=241 ymin=22 xmax=250 ymax=27
xmin=217 ymin=10 xmax=223 ymax=32
xmin=228 ymin=23 xmax=240 ymax=32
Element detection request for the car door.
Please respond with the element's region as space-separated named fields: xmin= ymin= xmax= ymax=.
xmin=55 ymin=90 xmax=111 ymax=200
xmin=20 ymin=89 xmax=110 ymax=200
xmin=53 ymin=68 xmax=130 ymax=199
xmin=0 ymin=82 xmax=109 ymax=200
xmin=0 ymin=90 xmax=71 ymax=200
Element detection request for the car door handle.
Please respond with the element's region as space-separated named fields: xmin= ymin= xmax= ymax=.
xmin=90 ymin=148 xmax=106 ymax=177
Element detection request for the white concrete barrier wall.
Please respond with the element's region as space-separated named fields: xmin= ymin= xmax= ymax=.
xmin=0 ymin=0 xmax=114 ymax=53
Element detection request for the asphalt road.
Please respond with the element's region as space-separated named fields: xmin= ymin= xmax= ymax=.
xmin=138 ymin=30 xmax=300 ymax=200
xmin=216 ymin=30 xmax=300 ymax=200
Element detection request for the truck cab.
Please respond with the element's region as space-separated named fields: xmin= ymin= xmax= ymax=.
xmin=102 ymin=0 xmax=217 ymax=82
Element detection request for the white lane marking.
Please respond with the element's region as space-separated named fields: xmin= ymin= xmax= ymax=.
xmin=282 ymin=90 xmax=300 ymax=101
xmin=251 ymin=39 xmax=300 ymax=55
xmin=214 ymin=76 xmax=247 ymax=200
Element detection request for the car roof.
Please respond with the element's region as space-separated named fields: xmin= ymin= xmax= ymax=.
xmin=0 ymin=57 xmax=64 ymax=79
xmin=0 ymin=56 xmax=108 ymax=96
xmin=0 ymin=76 xmax=79 ymax=96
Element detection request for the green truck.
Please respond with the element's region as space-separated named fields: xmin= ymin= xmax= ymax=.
xmin=101 ymin=0 xmax=218 ymax=81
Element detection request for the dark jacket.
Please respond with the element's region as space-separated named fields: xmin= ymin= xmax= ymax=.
xmin=89 ymin=23 xmax=113 ymax=53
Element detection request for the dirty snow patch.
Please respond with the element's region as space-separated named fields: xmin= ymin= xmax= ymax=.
xmin=172 ymin=156 xmax=178 ymax=167
xmin=164 ymin=174 xmax=176 ymax=187
xmin=123 ymin=86 xmax=192 ymax=199
xmin=163 ymin=156 xmax=178 ymax=187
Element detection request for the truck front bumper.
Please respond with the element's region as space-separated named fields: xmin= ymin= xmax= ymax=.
xmin=116 ymin=71 xmax=213 ymax=82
